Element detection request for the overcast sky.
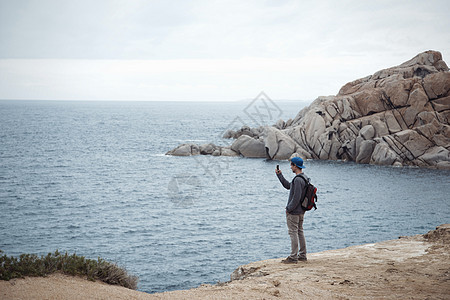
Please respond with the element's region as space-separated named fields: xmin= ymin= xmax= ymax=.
xmin=0 ymin=0 xmax=449 ymax=101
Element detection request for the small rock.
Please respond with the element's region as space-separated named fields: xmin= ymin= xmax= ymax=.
xmin=271 ymin=289 xmax=280 ymax=297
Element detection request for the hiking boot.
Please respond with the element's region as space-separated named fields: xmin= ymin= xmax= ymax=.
xmin=298 ymin=257 xmax=307 ymax=262
xmin=281 ymin=257 xmax=298 ymax=264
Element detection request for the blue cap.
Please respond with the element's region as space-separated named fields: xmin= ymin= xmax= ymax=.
xmin=291 ymin=157 xmax=306 ymax=169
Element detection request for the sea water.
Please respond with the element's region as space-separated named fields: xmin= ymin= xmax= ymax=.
xmin=1 ymin=100 xmax=449 ymax=293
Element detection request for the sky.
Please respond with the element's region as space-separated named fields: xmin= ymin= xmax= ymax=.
xmin=0 ymin=0 xmax=449 ymax=101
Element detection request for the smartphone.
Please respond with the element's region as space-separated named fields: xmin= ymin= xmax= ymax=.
xmin=276 ymin=165 xmax=279 ymax=171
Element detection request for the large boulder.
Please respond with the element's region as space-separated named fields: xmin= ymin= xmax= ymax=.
xmin=199 ymin=143 xmax=217 ymax=155
xmin=231 ymin=135 xmax=266 ymax=158
xmin=166 ymin=143 xmax=200 ymax=156
xmin=264 ymin=127 xmax=297 ymax=160
xmin=370 ymin=142 xmax=400 ymax=166
xmin=220 ymin=147 xmax=240 ymax=157
xmin=419 ymin=146 xmax=450 ymax=168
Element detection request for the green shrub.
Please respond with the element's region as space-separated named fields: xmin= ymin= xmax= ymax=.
xmin=0 ymin=250 xmax=138 ymax=290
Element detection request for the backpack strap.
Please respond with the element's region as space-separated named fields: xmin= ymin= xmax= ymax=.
xmin=294 ymin=173 xmax=309 ymax=202
xmin=295 ymin=173 xmax=309 ymax=185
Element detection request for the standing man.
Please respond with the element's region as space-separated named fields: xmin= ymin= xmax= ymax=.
xmin=275 ymin=157 xmax=308 ymax=264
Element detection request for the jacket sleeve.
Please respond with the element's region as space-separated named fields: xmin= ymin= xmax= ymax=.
xmin=286 ymin=176 xmax=305 ymax=212
xmin=276 ymin=173 xmax=290 ymax=190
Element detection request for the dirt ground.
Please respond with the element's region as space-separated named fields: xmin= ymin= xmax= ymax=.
xmin=2 ymin=224 xmax=449 ymax=300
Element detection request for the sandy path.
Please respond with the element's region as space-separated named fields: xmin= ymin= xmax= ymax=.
xmin=2 ymin=225 xmax=449 ymax=299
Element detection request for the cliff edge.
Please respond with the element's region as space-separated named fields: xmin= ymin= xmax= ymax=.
xmin=2 ymin=225 xmax=449 ymax=299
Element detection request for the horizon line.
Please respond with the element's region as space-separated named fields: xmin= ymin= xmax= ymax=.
xmin=0 ymin=98 xmax=315 ymax=103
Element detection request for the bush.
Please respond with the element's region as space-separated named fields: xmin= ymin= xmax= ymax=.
xmin=0 ymin=250 xmax=138 ymax=290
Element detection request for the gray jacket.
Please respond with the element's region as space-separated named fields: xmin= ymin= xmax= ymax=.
xmin=277 ymin=172 xmax=309 ymax=214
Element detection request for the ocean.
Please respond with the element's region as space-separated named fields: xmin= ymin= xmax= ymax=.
xmin=1 ymin=99 xmax=449 ymax=293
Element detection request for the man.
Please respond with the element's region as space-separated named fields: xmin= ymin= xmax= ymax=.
xmin=275 ymin=157 xmax=308 ymax=264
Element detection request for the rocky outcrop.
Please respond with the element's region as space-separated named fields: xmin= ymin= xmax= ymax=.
xmin=166 ymin=50 xmax=450 ymax=169
xmin=282 ymin=50 xmax=450 ymax=168
xmin=166 ymin=127 xmax=305 ymax=160
xmin=166 ymin=143 xmax=240 ymax=157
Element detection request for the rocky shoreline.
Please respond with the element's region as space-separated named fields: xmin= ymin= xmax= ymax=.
xmin=2 ymin=225 xmax=449 ymax=299
xmin=167 ymin=50 xmax=450 ymax=169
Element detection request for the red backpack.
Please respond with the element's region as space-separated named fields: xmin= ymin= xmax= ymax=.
xmin=296 ymin=174 xmax=318 ymax=211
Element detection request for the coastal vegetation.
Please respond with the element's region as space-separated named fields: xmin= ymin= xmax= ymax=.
xmin=0 ymin=250 xmax=138 ymax=290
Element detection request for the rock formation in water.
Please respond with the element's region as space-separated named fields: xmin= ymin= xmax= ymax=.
xmin=166 ymin=50 xmax=450 ymax=169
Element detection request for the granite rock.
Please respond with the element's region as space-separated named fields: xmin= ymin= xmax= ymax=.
xmin=166 ymin=50 xmax=450 ymax=169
